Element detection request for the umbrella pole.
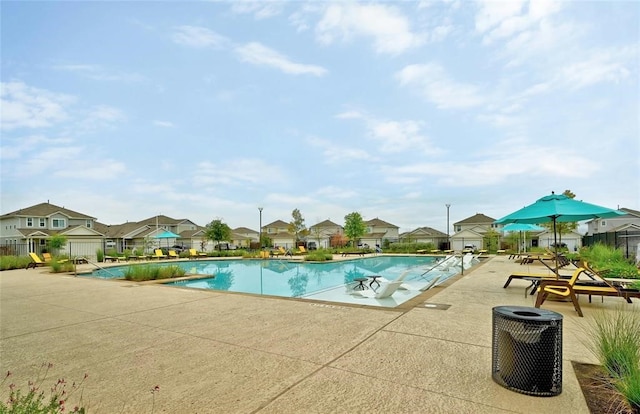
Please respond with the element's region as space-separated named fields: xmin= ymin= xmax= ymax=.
xmin=553 ymin=218 xmax=559 ymax=278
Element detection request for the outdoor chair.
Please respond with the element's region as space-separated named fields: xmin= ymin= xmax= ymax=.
xmin=350 ymin=281 xmax=404 ymax=299
xmin=26 ymin=252 xmax=45 ymax=269
xmin=153 ymin=249 xmax=167 ymax=259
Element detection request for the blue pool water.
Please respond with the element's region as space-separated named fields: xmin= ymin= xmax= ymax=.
xmin=86 ymin=256 xmax=453 ymax=299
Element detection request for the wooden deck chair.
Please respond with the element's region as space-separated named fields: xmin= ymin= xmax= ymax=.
xmin=42 ymin=252 xmax=69 ymax=264
xmin=26 ymin=252 xmax=46 ymax=269
xmin=534 ymin=268 xmax=587 ymax=317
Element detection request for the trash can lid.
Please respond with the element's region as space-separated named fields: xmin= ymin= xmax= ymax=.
xmin=493 ymin=306 xmax=563 ymax=321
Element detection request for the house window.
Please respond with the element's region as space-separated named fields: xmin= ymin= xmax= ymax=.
xmin=86 ymin=220 xmax=92 ymax=228
xmin=52 ymin=219 xmax=66 ymax=228
xmin=601 ymin=220 xmax=606 ymax=227
xmin=26 ymin=218 xmax=33 ymax=227
xmin=39 ymin=218 xmax=46 ymax=227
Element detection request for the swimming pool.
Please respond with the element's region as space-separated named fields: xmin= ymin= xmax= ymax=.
xmin=86 ymin=256 xmax=465 ymax=307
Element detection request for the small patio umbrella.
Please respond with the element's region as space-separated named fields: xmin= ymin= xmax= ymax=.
xmin=495 ymin=192 xmax=624 ymax=276
xmin=501 ymin=223 xmax=544 ymax=253
xmin=154 ymin=230 xmax=181 ymax=249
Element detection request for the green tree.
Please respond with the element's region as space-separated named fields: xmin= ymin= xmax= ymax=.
xmin=344 ymin=212 xmax=366 ymax=247
xmin=287 ymin=208 xmax=308 ymax=243
xmin=542 ymin=189 xmax=578 ymax=246
xmin=205 ymin=219 xmax=232 ymax=251
xmin=482 ymin=228 xmax=501 ymax=253
xmin=47 ymin=234 xmax=67 ymax=255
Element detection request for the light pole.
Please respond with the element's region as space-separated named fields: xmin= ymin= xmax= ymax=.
xmin=258 ymin=207 xmax=263 ymax=250
xmin=446 ymin=204 xmax=451 ymax=250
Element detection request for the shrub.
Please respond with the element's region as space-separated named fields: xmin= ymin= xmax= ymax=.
xmin=585 ymin=307 xmax=640 ymax=411
xmin=386 ymin=242 xmax=435 ymax=253
xmin=50 ymin=260 xmax=75 ymax=273
xmin=0 ymin=256 xmax=33 ymax=271
xmin=0 ymin=363 xmax=88 ymax=413
xmin=580 ymin=243 xmax=638 ymax=279
xmin=96 ymin=248 xmax=104 ymax=262
xmin=304 ymin=251 xmax=333 ymax=261
xmin=123 ymin=264 xmax=186 ymax=281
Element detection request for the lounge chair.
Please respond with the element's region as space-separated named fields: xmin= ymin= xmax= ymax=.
xmin=534 ymin=268 xmax=587 ymax=316
xmin=534 ymin=267 xmax=629 ymax=317
xmin=168 ymin=249 xmax=180 ymax=259
xmin=375 ymin=270 xmax=413 ymax=290
xmin=26 ymin=252 xmax=46 ymax=269
xmin=42 ymin=252 xmax=68 ymax=264
xmin=420 ymin=275 xmax=441 ymax=291
xmin=295 ymin=246 xmax=307 ymax=255
xmin=350 ymin=281 xmax=404 ymax=299
xmin=189 ymin=249 xmax=207 ymax=259
xmin=153 ymin=249 xmax=167 ymax=259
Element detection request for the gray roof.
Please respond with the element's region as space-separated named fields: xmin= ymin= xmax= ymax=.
xmin=0 ymin=202 xmax=96 ymax=220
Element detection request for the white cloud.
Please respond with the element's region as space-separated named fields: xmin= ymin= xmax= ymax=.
xmin=556 ymin=47 xmax=634 ymax=90
xmin=230 ymin=1 xmax=284 ymax=19
xmin=315 ymin=3 xmax=424 ymax=54
xmin=395 ymin=63 xmax=484 ymax=109
xmin=1 ymin=82 xmax=73 ymax=130
xmin=53 ymin=64 xmax=145 ymax=82
xmin=195 ymin=158 xmax=286 ymax=186
xmin=306 ymin=137 xmax=376 ymax=164
xmin=153 ymin=120 xmax=174 ymax=128
xmin=235 ymin=42 xmax=327 ymax=76
xmin=0 ymin=134 xmax=73 ymax=160
xmin=171 ymin=25 xmax=228 ymax=48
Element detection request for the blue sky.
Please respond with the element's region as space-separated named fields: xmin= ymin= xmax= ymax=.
xmin=1 ymin=1 xmax=638 ymax=234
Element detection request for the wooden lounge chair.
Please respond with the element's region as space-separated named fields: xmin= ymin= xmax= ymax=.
xmin=534 ymin=267 xmax=632 ymax=317
xmin=168 ymin=249 xmax=180 ymax=259
xmin=42 ymin=252 xmax=68 ymax=264
xmin=26 ymin=252 xmax=46 ymax=269
xmin=295 ymin=245 xmax=307 ymax=255
xmin=153 ymin=249 xmax=167 ymax=259
xmin=534 ymin=268 xmax=587 ymax=316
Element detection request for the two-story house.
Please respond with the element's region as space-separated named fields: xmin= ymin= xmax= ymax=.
xmin=450 ymin=213 xmax=497 ymax=251
xmin=361 ymin=218 xmax=400 ymax=248
xmin=262 ymin=220 xmax=295 ymax=249
xmin=0 ymin=201 xmax=104 ymax=258
xmin=308 ymin=219 xmax=343 ymax=249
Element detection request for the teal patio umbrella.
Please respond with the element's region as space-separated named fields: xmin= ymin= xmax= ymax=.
xmin=501 ymin=223 xmax=544 ymax=253
xmin=495 ymin=192 xmax=624 ymax=275
xmin=154 ymin=230 xmax=181 ymax=248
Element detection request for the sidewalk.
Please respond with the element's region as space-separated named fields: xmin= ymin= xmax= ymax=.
xmin=1 ymin=256 xmax=636 ymax=413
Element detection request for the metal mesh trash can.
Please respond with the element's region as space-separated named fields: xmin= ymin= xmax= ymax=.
xmin=492 ymin=306 xmax=563 ymax=396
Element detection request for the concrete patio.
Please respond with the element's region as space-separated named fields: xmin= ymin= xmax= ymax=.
xmin=1 ymin=255 xmax=638 ymax=413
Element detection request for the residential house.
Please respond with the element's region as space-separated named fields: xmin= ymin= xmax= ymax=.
xmin=450 ymin=213 xmax=498 ymax=251
xmin=534 ymin=229 xmax=583 ymax=252
xmin=262 ymin=220 xmax=295 ymax=248
xmin=400 ymin=226 xmax=448 ymax=248
xmin=0 ymin=202 xmax=104 ymax=258
xmin=308 ymin=219 xmax=343 ymax=249
xmin=100 ymin=215 xmax=204 ymax=253
xmin=361 ymin=218 xmax=399 ymax=248
xmin=584 ymin=208 xmax=640 ymax=260
xmin=231 ymin=227 xmax=259 ymax=249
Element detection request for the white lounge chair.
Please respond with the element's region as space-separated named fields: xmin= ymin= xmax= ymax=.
xmin=420 ymin=275 xmax=441 ymax=291
xmin=376 ymin=270 xmax=413 ymax=290
xmin=350 ymin=281 xmax=404 ymax=299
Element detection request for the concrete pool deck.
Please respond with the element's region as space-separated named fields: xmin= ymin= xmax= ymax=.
xmin=1 ymin=255 xmax=638 ymax=413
